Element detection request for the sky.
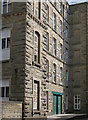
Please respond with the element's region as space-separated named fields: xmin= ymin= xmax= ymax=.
xmin=66 ymin=0 xmax=88 ymax=5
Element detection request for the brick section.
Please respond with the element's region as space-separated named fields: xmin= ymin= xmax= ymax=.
xmin=2 ymin=101 xmax=22 ymax=119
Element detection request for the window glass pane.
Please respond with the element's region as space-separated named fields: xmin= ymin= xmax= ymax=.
xmin=1 ymin=87 xmax=4 ymax=97
xmin=2 ymin=38 xmax=6 ymax=49
xmin=53 ymin=64 xmax=56 ymax=82
xmin=46 ymin=33 xmax=49 ymax=50
xmin=46 ymin=91 xmax=48 ymax=110
xmin=53 ymin=13 xmax=56 ymax=30
xmin=6 ymin=87 xmax=9 ymax=97
xmin=46 ymin=60 xmax=49 ymax=80
xmin=46 ymin=6 xmax=49 ymax=23
xmin=53 ymin=38 xmax=56 ymax=55
xmin=7 ymin=37 xmax=10 ymax=48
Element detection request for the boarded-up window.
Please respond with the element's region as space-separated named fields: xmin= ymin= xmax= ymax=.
xmin=73 ymin=50 xmax=80 ymax=64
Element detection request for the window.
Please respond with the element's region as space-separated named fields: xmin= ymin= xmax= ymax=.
xmin=53 ymin=38 xmax=56 ymax=56
xmin=65 ymin=27 xmax=68 ymax=41
xmin=66 ymin=95 xmax=68 ymax=110
xmin=59 ymin=2 xmax=62 ymax=14
xmin=33 ymin=81 xmax=39 ymax=110
xmin=53 ymin=13 xmax=56 ymax=30
xmin=65 ymin=48 xmax=68 ymax=63
xmin=35 ymin=2 xmax=41 ymax=19
xmin=60 ymin=44 xmax=62 ymax=60
xmin=53 ymin=64 xmax=56 ymax=83
xmin=0 ymin=87 xmax=9 ymax=98
xmin=60 ymin=20 xmax=62 ymax=36
xmin=46 ymin=59 xmax=49 ymax=80
xmin=63 ymin=5 xmax=65 ymax=17
xmin=1 ymin=0 xmax=9 ymax=14
xmin=66 ymin=70 xmax=68 ymax=86
xmin=52 ymin=0 xmax=56 ymax=6
xmin=46 ymin=33 xmax=49 ymax=51
xmin=46 ymin=6 xmax=49 ymax=23
xmin=65 ymin=9 xmax=67 ymax=19
xmin=0 ymin=28 xmax=11 ymax=61
xmin=34 ymin=32 xmax=40 ymax=64
xmin=60 ymin=67 xmax=62 ymax=84
xmin=2 ymin=37 xmax=10 ymax=49
xmin=74 ymin=95 xmax=80 ymax=110
xmin=46 ymin=91 xmax=48 ymax=110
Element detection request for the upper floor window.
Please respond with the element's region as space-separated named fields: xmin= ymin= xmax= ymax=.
xmin=46 ymin=6 xmax=49 ymax=23
xmin=60 ymin=67 xmax=62 ymax=85
xmin=60 ymin=20 xmax=62 ymax=36
xmin=60 ymin=43 xmax=62 ymax=60
xmin=34 ymin=31 xmax=40 ymax=64
xmin=66 ymin=70 xmax=68 ymax=86
xmin=65 ymin=27 xmax=68 ymax=41
xmin=1 ymin=0 xmax=9 ymax=14
xmin=65 ymin=48 xmax=68 ymax=63
xmin=46 ymin=59 xmax=49 ymax=80
xmin=53 ymin=13 xmax=56 ymax=30
xmin=46 ymin=33 xmax=49 ymax=51
xmin=74 ymin=95 xmax=80 ymax=110
xmin=0 ymin=28 xmax=11 ymax=61
xmin=53 ymin=64 xmax=56 ymax=83
xmin=53 ymin=38 xmax=56 ymax=56
xmin=65 ymin=9 xmax=67 ymax=19
xmin=59 ymin=2 xmax=62 ymax=14
xmin=35 ymin=2 xmax=41 ymax=19
xmin=63 ymin=4 xmax=65 ymax=17
xmin=52 ymin=0 xmax=56 ymax=6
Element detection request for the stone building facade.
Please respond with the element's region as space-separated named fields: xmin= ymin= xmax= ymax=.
xmin=1 ymin=0 xmax=88 ymax=119
xmin=69 ymin=2 xmax=88 ymax=114
xmin=1 ymin=0 xmax=70 ymax=118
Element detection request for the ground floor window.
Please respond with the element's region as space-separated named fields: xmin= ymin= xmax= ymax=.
xmin=74 ymin=95 xmax=80 ymax=110
xmin=33 ymin=81 xmax=39 ymax=111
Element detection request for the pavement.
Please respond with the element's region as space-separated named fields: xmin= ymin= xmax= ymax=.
xmin=47 ymin=114 xmax=87 ymax=120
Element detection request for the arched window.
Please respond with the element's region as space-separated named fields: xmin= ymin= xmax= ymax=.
xmin=34 ymin=31 xmax=40 ymax=64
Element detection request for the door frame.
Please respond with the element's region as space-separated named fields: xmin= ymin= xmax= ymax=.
xmin=52 ymin=91 xmax=63 ymax=114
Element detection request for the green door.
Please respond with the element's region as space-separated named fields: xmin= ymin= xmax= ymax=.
xmin=53 ymin=95 xmax=57 ymax=114
xmin=58 ymin=96 xmax=61 ymax=114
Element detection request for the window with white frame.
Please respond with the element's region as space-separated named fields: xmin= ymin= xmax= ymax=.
xmin=46 ymin=91 xmax=48 ymax=110
xmin=66 ymin=70 xmax=68 ymax=86
xmin=46 ymin=59 xmax=49 ymax=80
xmin=60 ymin=20 xmax=62 ymax=36
xmin=53 ymin=38 xmax=56 ymax=56
xmin=0 ymin=80 xmax=9 ymax=101
xmin=60 ymin=67 xmax=62 ymax=84
xmin=60 ymin=43 xmax=62 ymax=60
xmin=65 ymin=27 xmax=68 ymax=41
xmin=53 ymin=64 xmax=56 ymax=83
xmin=46 ymin=5 xmax=49 ymax=23
xmin=46 ymin=33 xmax=49 ymax=51
xmin=0 ymin=28 xmax=10 ymax=61
xmin=74 ymin=95 xmax=80 ymax=110
xmin=0 ymin=87 xmax=9 ymax=98
xmin=53 ymin=13 xmax=56 ymax=30
xmin=59 ymin=1 xmax=62 ymax=14
xmin=1 ymin=0 xmax=9 ymax=14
